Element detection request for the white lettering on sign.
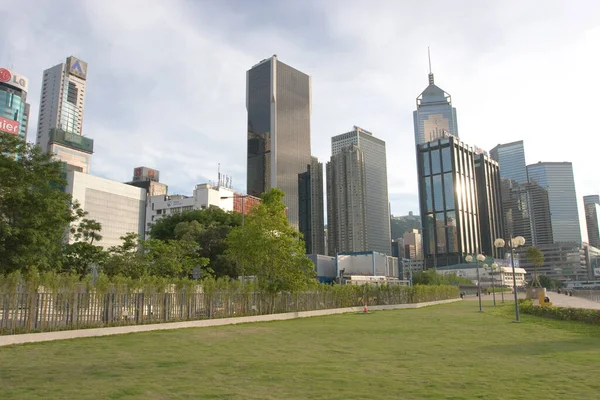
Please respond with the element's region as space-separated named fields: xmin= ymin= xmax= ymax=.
xmin=0 ymin=116 xmax=20 ymax=135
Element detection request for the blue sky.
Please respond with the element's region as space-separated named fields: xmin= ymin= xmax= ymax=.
xmin=2 ymin=0 xmax=599 ymax=240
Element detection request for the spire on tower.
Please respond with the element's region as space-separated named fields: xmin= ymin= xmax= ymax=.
xmin=428 ymin=46 xmax=434 ymax=85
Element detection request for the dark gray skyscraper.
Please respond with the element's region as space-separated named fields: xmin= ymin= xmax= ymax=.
xmin=299 ymin=157 xmax=325 ymax=255
xmin=413 ymin=62 xmax=458 ymax=145
xmin=584 ymin=195 xmax=600 ymax=248
xmin=527 ymin=162 xmax=581 ymax=244
xmin=474 ymin=153 xmax=504 ymax=259
xmin=246 ymin=55 xmax=311 ymax=228
xmin=330 ymin=126 xmax=391 ymax=255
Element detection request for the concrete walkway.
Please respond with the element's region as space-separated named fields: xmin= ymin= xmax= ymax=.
xmin=546 ymin=291 xmax=600 ymax=310
xmin=0 ymin=298 xmax=460 ymax=347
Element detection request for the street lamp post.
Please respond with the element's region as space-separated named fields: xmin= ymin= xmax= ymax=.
xmin=465 ymin=254 xmax=485 ymax=312
xmin=492 ymin=262 xmax=504 ymax=303
xmin=494 ymin=236 xmax=526 ymax=322
xmin=485 ymin=263 xmax=497 ymax=306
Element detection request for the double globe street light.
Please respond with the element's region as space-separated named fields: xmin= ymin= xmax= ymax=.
xmin=494 ymin=236 xmax=526 ymax=322
xmin=465 ymin=253 xmax=485 ymax=313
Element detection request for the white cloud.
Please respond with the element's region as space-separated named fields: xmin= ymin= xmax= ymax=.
xmin=2 ymin=0 xmax=599 ymax=241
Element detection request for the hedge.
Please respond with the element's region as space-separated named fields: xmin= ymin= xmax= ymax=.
xmin=519 ymin=299 xmax=600 ymax=325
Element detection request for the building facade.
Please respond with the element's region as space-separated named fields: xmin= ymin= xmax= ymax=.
xmin=402 ymin=229 xmax=423 ymax=261
xmin=298 ymin=157 xmax=325 ymax=255
xmin=474 ymin=153 xmax=504 ymax=258
xmin=417 ymin=137 xmax=479 ymax=267
xmin=326 ymin=145 xmax=368 ymax=255
xmin=413 ymin=70 xmax=458 ymax=145
xmin=65 ymin=172 xmax=146 ymax=249
xmin=527 ymin=162 xmax=581 ymax=244
xmin=125 ymin=166 xmax=168 ymax=197
xmin=0 ymin=67 xmax=30 ymax=138
xmin=489 ymin=141 xmax=528 ymax=185
xmin=36 ymin=56 xmax=93 ymax=173
xmin=584 ymin=195 xmax=600 ymax=249
xmin=331 ymin=126 xmax=391 ymax=255
xmin=246 ymin=55 xmax=311 ymax=228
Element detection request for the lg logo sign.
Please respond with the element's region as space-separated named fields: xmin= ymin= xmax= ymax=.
xmin=0 ymin=68 xmax=29 ymax=92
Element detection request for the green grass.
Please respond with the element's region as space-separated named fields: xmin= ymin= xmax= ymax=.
xmin=1 ymin=301 xmax=600 ymax=399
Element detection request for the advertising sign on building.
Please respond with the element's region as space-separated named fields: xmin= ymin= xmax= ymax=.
xmin=0 ymin=116 xmax=20 ymax=135
xmin=67 ymin=57 xmax=88 ymax=80
xmin=594 ymin=267 xmax=600 ymax=278
xmin=0 ymin=68 xmax=29 ymax=92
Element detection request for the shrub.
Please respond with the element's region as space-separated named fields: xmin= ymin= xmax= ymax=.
xmin=519 ymin=299 xmax=600 ymax=325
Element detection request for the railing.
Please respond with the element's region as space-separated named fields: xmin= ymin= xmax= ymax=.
xmin=571 ymin=290 xmax=600 ymax=304
xmin=0 ymin=284 xmax=458 ymax=335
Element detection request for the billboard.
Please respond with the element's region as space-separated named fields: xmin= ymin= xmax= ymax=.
xmin=0 ymin=68 xmax=28 ymax=92
xmin=67 ymin=57 xmax=88 ymax=80
xmin=0 ymin=116 xmax=20 ymax=135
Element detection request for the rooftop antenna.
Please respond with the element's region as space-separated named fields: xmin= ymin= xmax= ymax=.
xmin=428 ymin=46 xmax=434 ymax=85
xmin=218 ymin=163 xmax=221 ymax=187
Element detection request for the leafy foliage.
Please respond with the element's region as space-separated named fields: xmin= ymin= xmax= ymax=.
xmin=520 ymin=299 xmax=600 ymax=325
xmin=226 ymin=188 xmax=316 ymax=295
xmin=149 ymin=207 xmax=241 ymax=278
xmin=412 ymin=269 xmax=472 ymax=285
xmin=526 ymin=246 xmax=545 ymax=287
xmin=0 ymin=133 xmax=77 ymax=273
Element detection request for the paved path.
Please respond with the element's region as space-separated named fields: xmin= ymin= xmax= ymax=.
xmin=463 ymin=291 xmax=600 ymax=310
xmin=546 ymin=291 xmax=600 ymax=310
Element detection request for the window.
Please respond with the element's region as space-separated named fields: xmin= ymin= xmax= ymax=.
xmin=421 ymin=151 xmax=430 ymax=176
xmin=443 ymin=173 xmax=454 ymax=210
xmin=431 ymin=149 xmax=441 ymax=175
xmin=442 ymin=146 xmax=452 ymax=173
xmin=433 ymin=175 xmax=443 ymax=212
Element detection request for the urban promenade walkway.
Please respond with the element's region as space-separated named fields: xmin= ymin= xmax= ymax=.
xmin=546 ymin=291 xmax=600 ymax=310
xmin=0 ymin=298 xmax=460 ymax=347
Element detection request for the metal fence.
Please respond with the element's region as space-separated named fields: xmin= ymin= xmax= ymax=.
xmin=572 ymin=290 xmax=600 ymax=303
xmin=0 ymin=284 xmax=458 ymax=335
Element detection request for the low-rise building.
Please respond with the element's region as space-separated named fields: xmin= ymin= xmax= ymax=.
xmin=65 ymin=171 xmax=146 ymax=249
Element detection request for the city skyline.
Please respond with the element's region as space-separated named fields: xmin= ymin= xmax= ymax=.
xmin=2 ymin=0 xmax=599 ymax=241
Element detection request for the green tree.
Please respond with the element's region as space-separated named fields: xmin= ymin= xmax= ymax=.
xmin=0 ymin=133 xmax=76 ymax=273
xmin=62 ymin=204 xmax=107 ymax=276
xmin=412 ymin=269 xmax=472 ymax=285
xmin=141 ymin=238 xmax=209 ymax=279
xmin=149 ymin=207 xmax=242 ymax=278
xmin=104 ymin=233 xmax=148 ymax=278
xmin=226 ymin=189 xmax=316 ymax=299
xmin=526 ymin=246 xmax=545 ymax=287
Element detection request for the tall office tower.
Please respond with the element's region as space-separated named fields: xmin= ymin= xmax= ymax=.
xmin=527 ymin=162 xmax=581 ymax=244
xmin=36 ymin=56 xmax=93 ymax=173
xmin=246 ymin=55 xmax=311 ymax=228
xmin=584 ymin=195 xmax=600 ymax=248
xmin=417 ymin=137 xmax=481 ymax=268
xmin=474 ymin=153 xmax=504 ymax=258
xmin=0 ymin=67 xmax=30 ymax=138
xmin=489 ymin=141 xmax=528 ymax=185
xmin=413 ymin=61 xmax=458 ymax=145
xmin=326 ymin=145 xmax=368 ymax=255
xmin=402 ymin=229 xmax=423 ymax=261
xmin=331 ymin=126 xmax=391 ymax=255
xmin=298 ymin=157 xmax=325 ymax=255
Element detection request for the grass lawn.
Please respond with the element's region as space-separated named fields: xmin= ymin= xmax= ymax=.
xmin=1 ymin=300 xmax=600 ymax=400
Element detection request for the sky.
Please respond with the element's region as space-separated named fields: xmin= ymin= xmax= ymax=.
xmin=2 ymin=0 xmax=599 ymax=241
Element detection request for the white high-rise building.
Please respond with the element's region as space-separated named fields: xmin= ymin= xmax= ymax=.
xmin=36 ymin=56 xmax=93 ymax=173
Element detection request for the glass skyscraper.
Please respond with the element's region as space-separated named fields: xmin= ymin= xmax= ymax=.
xmin=527 ymin=162 xmax=581 ymax=244
xmin=413 ymin=71 xmax=458 ymax=145
xmin=489 ymin=141 xmax=528 ymax=185
xmin=298 ymin=157 xmax=325 ymax=255
xmin=246 ymin=55 xmax=311 ymax=228
xmin=330 ymin=126 xmax=391 ymax=255
xmin=0 ymin=67 xmax=29 ymax=138
xmin=584 ymin=195 xmax=600 ymax=249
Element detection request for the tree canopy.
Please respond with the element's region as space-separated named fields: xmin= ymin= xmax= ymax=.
xmin=0 ymin=133 xmax=76 ymax=273
xmin=226 ymin=188 xmax=316 ymax=295
xmin=148 ymin=207 xmax=242 ymax=278
xmin=526 ymin=246 xmax=545 ymax=287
